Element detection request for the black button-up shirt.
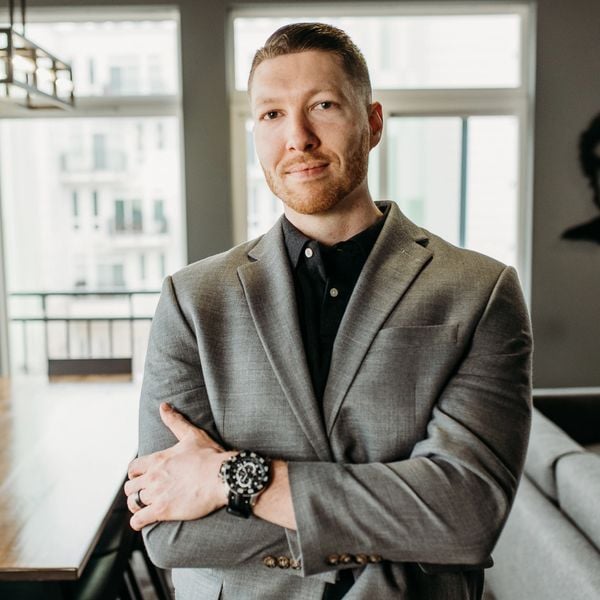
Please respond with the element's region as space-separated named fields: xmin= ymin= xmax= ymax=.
xmin=282 ymin=204 xmax=389 ymax=403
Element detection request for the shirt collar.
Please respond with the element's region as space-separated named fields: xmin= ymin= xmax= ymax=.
xmin=282 ymin=202 xmax=390 ymax=269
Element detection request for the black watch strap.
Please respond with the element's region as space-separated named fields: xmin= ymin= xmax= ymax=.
xmin=226 ymin=491 xmax=253 ymax=519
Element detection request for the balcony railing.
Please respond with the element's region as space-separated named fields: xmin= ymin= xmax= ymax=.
xmin=9 ymin=290 xmax=160 ymax=376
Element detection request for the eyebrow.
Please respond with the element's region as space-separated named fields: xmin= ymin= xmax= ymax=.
xmin=252 ymin=89 xmax=342 ymax=108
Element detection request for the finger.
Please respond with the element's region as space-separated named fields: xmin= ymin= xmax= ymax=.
xmin=128 ymin=455 xmax=150 ymax=479
xmin=124 ymin=474 xmax=146 ymax=497
xmin=127 ymin=492 xmax=143 ymax=514
xmin=127 ymin=486 xmax=151 ymax=513
xmin=159 ymin=402 xmax=196 ymax=441
xmin=130 ymin=505 xmax=158 ymax=531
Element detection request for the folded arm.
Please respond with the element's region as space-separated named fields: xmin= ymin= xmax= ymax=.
xmin=285 ymin=266 xmax=532 ymax=576
xmin=133 ymin=277 xmax=291 ymax=570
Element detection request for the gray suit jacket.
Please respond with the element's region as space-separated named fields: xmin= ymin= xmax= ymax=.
xmin=138 ymin=202 xmax=532 ymax=600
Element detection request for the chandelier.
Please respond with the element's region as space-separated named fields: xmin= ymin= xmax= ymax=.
xmin=0 ymin=0 xmax=74 ymax=109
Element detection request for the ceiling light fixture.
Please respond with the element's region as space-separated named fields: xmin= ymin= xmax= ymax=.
xmin=0 ymin=0 xmax=74 ymax=110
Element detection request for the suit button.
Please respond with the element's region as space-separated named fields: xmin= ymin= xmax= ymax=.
xmin=369 ymin=554 xmax=382 ymax=563
xmin=290 ymin=559 xmax=301 ymax=570
xmin=339 ymin=553 xmax=352 ymax=565
xmin=326 ymin=554 xmax=340 ymax=566
xmin=263 ymin=555 xmax=277 ymax=568
xmin=355 ymin=554 xmax=368 ymax=565
xmin=277 ymin=556 xmax=290 ymax=569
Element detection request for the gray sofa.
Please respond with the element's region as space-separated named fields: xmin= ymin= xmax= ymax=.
xmin=485 ymin=392 xmax=600 ymax=599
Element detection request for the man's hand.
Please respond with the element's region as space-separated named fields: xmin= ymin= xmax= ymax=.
xmin=124 ymin=402 xmax=236 ymax=531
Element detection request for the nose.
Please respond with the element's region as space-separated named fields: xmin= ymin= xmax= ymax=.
xmin=285 ymin=112 xmax=319 ymax=153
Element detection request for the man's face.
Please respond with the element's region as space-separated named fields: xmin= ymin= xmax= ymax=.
xmin=250 ymin=50 xmax=382 ymax=216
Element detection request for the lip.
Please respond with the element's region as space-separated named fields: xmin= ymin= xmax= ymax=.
xmin=285 ymin=162 xmax=329 ymax=179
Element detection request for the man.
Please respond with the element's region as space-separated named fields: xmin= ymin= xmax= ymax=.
xmin=124 ymin=23 xmax=532 ymax=600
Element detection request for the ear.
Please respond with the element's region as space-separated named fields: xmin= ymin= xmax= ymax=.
xmin=368 ymin=101 xmax=384 ymax=150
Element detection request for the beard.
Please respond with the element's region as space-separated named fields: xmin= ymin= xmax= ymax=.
xmin=262 ymin=130 xmax=370 ymax=215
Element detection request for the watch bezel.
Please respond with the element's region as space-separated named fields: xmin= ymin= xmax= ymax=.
xmin=220 ymin=450 xmax=271 ymax=498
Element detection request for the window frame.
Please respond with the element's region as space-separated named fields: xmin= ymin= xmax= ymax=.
xmin=227 ymin=2 xmax=535 ymax=298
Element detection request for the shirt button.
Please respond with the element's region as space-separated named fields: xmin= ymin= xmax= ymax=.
xmin=329 ymin=287 xmax=339 ymax=298
xmin=304 ymin=247 xmax=314 ymax=258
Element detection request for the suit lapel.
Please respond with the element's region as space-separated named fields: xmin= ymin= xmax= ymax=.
xmin=322 ymin=203 xmax=433 ymax=436
xmin=237 ymin=223 xmax=333 ymax=461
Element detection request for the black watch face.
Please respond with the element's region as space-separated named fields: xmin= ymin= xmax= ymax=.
xmin=223 ymin=451 xmax=270 ymax=495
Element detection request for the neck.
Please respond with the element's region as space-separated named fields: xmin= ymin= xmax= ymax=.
xmin=283 ymin=186 xmax=382 ymax=246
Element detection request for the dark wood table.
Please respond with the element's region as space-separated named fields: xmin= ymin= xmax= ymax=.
xmin=0 ymin=376 xmax=139 ymax=582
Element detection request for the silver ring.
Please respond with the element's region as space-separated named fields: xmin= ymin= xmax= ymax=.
xmin=134 ymin=489 xmax=147 ymax=509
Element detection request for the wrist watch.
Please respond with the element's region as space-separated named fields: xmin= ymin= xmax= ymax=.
xmin=219 ymin=450 xmax=272 ymax=518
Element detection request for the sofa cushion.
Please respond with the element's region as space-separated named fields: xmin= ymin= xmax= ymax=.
xmin=556 ymin=451 xmax=600 ymax=551
xmin=525 ymin=409 xmax=584 ymax=500
xmin=487 ymin=477 xmax=600 ymax=600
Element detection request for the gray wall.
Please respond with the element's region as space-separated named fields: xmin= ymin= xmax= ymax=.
xmin=22 ymin=0 xmax=600 ymax=387
xmin=530 ymin=0 xmax=600 ymax=387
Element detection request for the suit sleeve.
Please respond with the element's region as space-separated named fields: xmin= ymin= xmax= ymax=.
xmin=287 ymin=265 xmax=533 ymax=577
xmin=138 ymin=276 xmax=290 ymax=570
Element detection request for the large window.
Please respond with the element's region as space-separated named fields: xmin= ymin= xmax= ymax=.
xmin=1 ymin=10 xmax=184 ymax=374
xmin=229 ymin=4 xmax=533 ymax=279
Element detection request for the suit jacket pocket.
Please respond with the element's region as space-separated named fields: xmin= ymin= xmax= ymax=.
xmin=336 ymin=323 xmax=459 ymax=462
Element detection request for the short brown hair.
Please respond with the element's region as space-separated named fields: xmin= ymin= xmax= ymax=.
xmin=248 ymin=22 xmax=372 ymax=105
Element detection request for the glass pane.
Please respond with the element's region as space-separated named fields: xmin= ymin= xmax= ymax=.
xmin=2 ymin=116 xmax=184 ymax=374
xmin=386 ymin=115 xmax=518 ymax=265
xmin=465 ymin=116 xmax=518 ymax=265
xmin=245 ymin=118 xmax=282 ymax=240
xmin=1 ymin=117 xmax=184 ymax=292
xmin=234 ymin=14 xmax=521 ymax=90
xmin=387 ymin=117 xmax=463 ymax=245
xmin=25 ymin=20 xmax=179 ymax=96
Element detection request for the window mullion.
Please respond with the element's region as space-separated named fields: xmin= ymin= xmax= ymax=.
xmin=459 ymin=117 xmax=469 ymax=247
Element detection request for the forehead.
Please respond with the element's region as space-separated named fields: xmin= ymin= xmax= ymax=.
xmin=250 ymin=50 xmax=353 ymax=103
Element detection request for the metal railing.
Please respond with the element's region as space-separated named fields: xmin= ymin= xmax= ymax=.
xmin=9 ymin=290 xmax=160 ymax=374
